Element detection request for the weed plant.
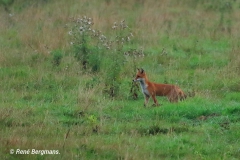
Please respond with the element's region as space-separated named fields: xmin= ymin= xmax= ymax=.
xmin=69 ymin=17 xmax=136 ymax=97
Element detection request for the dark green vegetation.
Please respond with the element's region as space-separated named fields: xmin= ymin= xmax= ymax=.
xmin=1 ymin=0 xmax=240 ymax=159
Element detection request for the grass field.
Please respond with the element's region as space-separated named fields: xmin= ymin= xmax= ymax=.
xmin=1 ymin=0 xmax=240 ymax=159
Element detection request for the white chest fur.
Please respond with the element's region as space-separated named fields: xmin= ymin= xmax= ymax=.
xmin=139 ymin=79 xmax=150 ymax=96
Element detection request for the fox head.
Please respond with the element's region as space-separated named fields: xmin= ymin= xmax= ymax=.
xmin=133 ymin=68 xmax=146 ymax=82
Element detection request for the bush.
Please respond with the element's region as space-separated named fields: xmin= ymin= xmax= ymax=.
xmin=69 ymin=17 xmax=137 ymax=98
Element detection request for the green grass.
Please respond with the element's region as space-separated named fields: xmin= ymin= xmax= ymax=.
xmin=2 ymin=87 xmax=240 ymax=159
xmin=1 ymin=0 xmax=240 ymax=159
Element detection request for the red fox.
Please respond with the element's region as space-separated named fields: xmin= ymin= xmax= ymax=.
xmin=133 ymin=68 xmax=186 ymax=106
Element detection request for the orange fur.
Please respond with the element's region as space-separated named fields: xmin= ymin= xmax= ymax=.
xmin=133 ymin=68 xmax=186 ymax=106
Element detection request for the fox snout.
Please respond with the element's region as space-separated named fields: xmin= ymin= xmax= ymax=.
xmin=133 ymin=77 xmax=141 ymax=82
xmin=133 ymin=78 xmax=142 ymax=82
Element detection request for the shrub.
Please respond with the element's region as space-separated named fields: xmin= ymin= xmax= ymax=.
xmin=69 ymin=17 xmax=137 ymax=98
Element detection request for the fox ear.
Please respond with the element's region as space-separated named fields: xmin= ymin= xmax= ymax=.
xmin=141 ymin=68 xmax=144 ymax=74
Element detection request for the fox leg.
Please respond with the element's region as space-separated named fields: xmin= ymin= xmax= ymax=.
xmin=151 ymin=94 xmax=159 ymax=106
xmin=179 ymin=90 xmax=187 ymax=101
xmin=167 ymin=92 xmax=175 ymax=102
xmin=168 ymin=94 xmax=178 ymax=103
xmin=168 ymin=89 xmax=178 ymax=103
xmin=144 ymin=95 xmax=150 ymax=107
xmin=168 ymin=96 xmax=177 ymax=103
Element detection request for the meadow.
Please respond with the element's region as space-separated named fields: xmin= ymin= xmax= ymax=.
xmin=0 ymin=0 xmax=240 ymax=159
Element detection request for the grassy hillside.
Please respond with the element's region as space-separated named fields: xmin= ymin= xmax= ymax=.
xmin=1 ymin=0 xmax=240 ymax=159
